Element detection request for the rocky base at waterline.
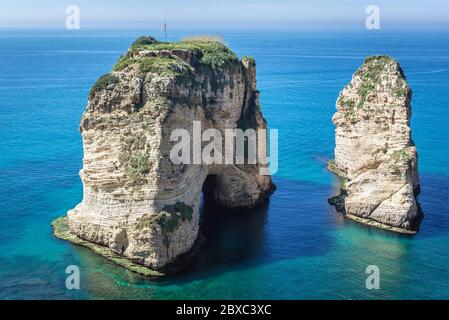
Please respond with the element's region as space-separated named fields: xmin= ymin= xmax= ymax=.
xmin=328 ymin=55 xmax=422 ymax=234
xmin=52 ymin=216 xmax=203 ymax=277
xmin=54 ymin=36 xmax=274 ymax=272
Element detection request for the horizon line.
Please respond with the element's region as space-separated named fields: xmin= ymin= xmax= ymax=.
xmin=1 ymin=24 xmax=449 ymax=32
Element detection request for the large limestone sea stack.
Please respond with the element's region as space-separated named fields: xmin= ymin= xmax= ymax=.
xmin=328 ymin=56 xmax=422 ymax=234
xmin=53 ymin=36 xmax=275 ymax=275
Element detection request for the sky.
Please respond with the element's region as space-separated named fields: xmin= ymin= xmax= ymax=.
xmin=0 ymin=0 xmax=448 ymax=30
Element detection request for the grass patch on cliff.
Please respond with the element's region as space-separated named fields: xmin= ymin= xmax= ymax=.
xmin=358 ymin=56 xmax=393 ymax=78
xmin=338 ymin=97 xmax=358 ymax=123
xmin=354 ymin=55 xmax=394 ymax=108
xmin=89 ymin=74 xmax=119 ymax=97
xmin=388 ymin=149 xmax=410 ymax=177
xmin=128 ymin=153 xmax=150 ymax=176
xmin=242 ymin=56 xmax=256 ymax=67
xmin=136 ymin=202 xmax=193 ymax=246
xmin=193 ymin=42 xmax=239 ymax=70
xmin=109 ymin=35 xmax=240 ymax=94
xmin=339 ymin=55 xmax=409 ymax=123
xmin=113 ymin=53 xmax=134 ymax=71
xmin=392 ymin=149 xmax=409 ymax=162
xmin=338 ymin=97 xmax=357 ymax=122
xmin=137 ymin=202 xmax=193 ymax=232
xmin=357 ymin=82 xmax=376 ymax=108
xmin=128 ymin=37 xmax=239 ymax=70
xmin=130 ymin=35 xmax=160 ymax=51
xmin=139 ymin=56 xmax=194 ymax=79
xmin=394 ymin=87 xmax=408 ymax=98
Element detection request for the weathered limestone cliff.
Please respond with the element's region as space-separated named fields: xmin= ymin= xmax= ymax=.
xmin=57 ymin=36 xmax=274 ymax=273
xmin=328 ymin=56 xmax=422 ymax=234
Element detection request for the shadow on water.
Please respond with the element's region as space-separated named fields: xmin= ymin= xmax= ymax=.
xmin=178 ymin=199 xmax=270 ymax=276
xmin=69 ymin=178 xmax=341 ymax=288
xmin=161 ymin=177 xmax=344 ymax=282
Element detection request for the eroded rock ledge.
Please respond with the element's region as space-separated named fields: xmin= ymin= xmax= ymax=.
xmin=328 ymin=56 xmax=422 ymax=234
xmin=55 ymin=36 xmax=275 ymax=274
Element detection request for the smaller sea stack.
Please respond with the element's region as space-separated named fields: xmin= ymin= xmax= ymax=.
xmin=328 ymin=56 xmax=422 ymax=234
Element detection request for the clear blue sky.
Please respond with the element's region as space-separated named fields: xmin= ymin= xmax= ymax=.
xmin=1 ymin=0 xmax=448 ymax=30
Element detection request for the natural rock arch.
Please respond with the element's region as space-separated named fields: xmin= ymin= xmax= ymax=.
xmin=63 ymin=37 xmax=275 ymax=271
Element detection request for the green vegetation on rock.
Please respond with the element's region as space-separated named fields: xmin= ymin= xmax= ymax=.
xmin=118 ymin=134 xmax=151 ymax=179
xmin=89 ymin=74 xmax=119 ymax=97
xmin=394 ymin=87 xmax=408 ymax=98
xmin=113 ymin=53 xmax=133 ymax=71
xmin=338 ymin=96 xmax=358 ymax=123
xmin=196 ymin=42 xmax=238 ymax=69
xmin=90 ymin=35 xmax=244 ymax=111
xmin=173 ymin=202 xmax=194 ymax=221
xmin=373 ymin=142 xmax=389 ymax=155
xmin=354 ymin=55 xmax=394 ymax=108
xmin=392 ymin=149 xmax=409 ymax=162
xmin=139 ymin=56 xmax=194 ymax=78
xmin=388 ymin=149 xmax=410 ymax=176
xmin=130 ymin=36 xmax=160 ymax=51
xmin=128 ymin=153 xmax=150 ymax=176
xmin=340 ymin=98 xmax=355 ymax=109
xmin=91 ymin=35 xmax=243 ymax=105
xmin=113 ymin=36 xmax=239 ymax=75
xmin=339 ymin=55 xmax=408 ymax=124
xmin=242 ymin=56 xmax=256 ymax=67
xmin=357 ymin=82 xmax=376 ymax=108
xmin=136 ymin=202 xmax=194 ymax=237
xmin=358 ymin=56 xmax=393 ymax=77
xmin=136 ymin=40 xmax=238 ymax=70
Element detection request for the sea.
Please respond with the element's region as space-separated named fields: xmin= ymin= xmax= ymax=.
xmin=1 ymin=29 xmax=449 ymax=299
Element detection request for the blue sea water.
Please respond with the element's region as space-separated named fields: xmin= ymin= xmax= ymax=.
xmin=1 ymin=29 xmax=449 ymax=299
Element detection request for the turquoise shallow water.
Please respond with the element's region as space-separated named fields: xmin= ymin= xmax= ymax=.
xmin=0 ymin=29 xmax=449 ymax=299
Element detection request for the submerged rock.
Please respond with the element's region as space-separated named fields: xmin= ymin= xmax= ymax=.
xmin=59 ymin=36 xmax=275 ymax=273
xmin=328 ymin=55 xmax=422 ymax=234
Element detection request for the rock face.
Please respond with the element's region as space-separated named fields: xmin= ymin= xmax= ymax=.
xmin=328 ymin=56 xmax=422 ymax=234
xmin=65 ymin=36 xmax=274 ymax=271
